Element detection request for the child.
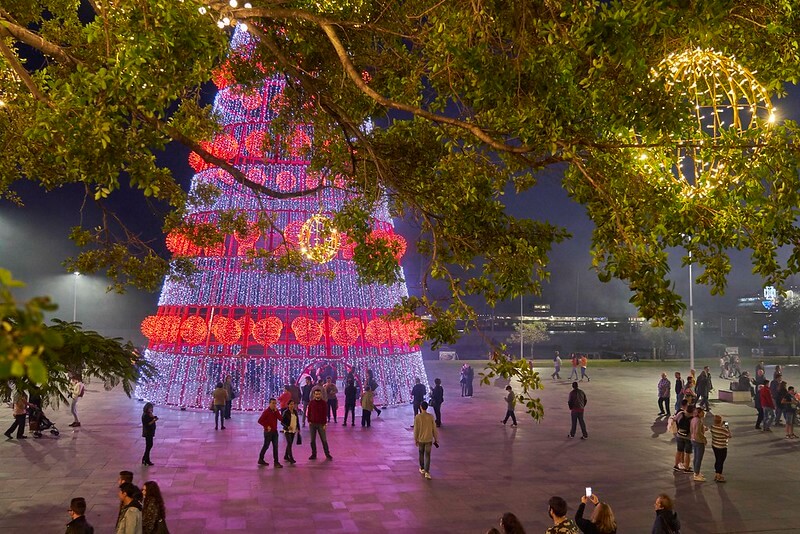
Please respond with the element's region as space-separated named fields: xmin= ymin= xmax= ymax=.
xmin=361 ymin=387 xmax=374 ymax=427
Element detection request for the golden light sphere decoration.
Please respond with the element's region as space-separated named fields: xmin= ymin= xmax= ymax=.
xmin=298 ymin=214 xmax=340 ymax=264
xmin=647 ymin=48 xmax=775 ymax=197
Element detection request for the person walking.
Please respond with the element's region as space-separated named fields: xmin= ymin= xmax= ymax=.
xmin=116 ymin=483 xmax=143 ymax=534
xmin=366 ymin=369 xmax=382 ymax=417
xmin=579 ymin=355 xmax=591 ymax=382
xmin=690 ymin=406 xmax=708 ymax=481
xmin=257 ymin=398 xmax=283 ymax=468
xmin=546 ymin=496 xmax=579 ymax=534
xmin=657 ymin=373 xmax=671 ymax=416
xmin=222 ymin=374 xmax=236 ymax=420
xmin=673 ymin=372 xmax=684 ymax=413
xmin=4 ymin=391 xmax=28 ymax=439
xmin=759 ymin=383 xmax=776 ymax=432
xmin=281 ymin=399 xmax=300 ymax=464
xmin=413 ymin=401 xmax=439 ymax=480
xmin=324 ymin=377 xmax=339 ymax=423
xmin=211 ymin=382 xmax=228 ymax=430
xmin=651 ymin=494 xmax=680 ymax=534
xmin=710 ymin=414 xmax=731 ymax=482
xmin=430 ymin=378 xmax=444 ymax=427
xmin=360 ymin=386 xmax=375 ymax=427
xmin=343 ymin=379 xmax=358 ymax=426
xmin=552 ymin=351 xmax=562 ymax=380
xmin=567 ymin=382 xmax=588 ymax=439
xmin=568 ymin=354 xmax=580 ymax=381
xmin=68 ymin=375 xmax=85 ymax=427
xmin=141 ymin=403 xmax=157 ymax=466
xmin=695 ymin=367 xmax=712 ymax=411
xmin=502 ymin=385 xmax=518 ymax=426
xmin=65 ymin=497 xmax=94 ymax=534
xmin=141 ymin=481 xmax=168 ymax=534
xmin=307 ymin=389 xmax=333 ymax=460
xmin=574 ymin=493 xmax=617 ymax=534
xmin=411 ymin=378 xmax=427 ymax=421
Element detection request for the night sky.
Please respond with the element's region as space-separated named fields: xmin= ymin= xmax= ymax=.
xmin=2 ymin=79 xmax=799 ymax=347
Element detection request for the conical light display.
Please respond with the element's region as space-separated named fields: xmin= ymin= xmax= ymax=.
xmin=136 ymin=28 xmax=427 ymax=410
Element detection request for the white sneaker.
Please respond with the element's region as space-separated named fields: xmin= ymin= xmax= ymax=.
xmin=424 ymin=471 xmax=432 ymax=480
xmin=419 ymin=467 xmax=425 ymax=474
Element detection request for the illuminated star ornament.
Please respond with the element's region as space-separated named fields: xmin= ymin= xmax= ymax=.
xmin=645 ymin=48 xmax=776 ymax=196
xmin=136 ymin=27 xmax=427 ymax=411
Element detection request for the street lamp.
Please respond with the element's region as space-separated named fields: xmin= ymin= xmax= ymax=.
xmin=72 ymin=271 xmax=80 ymax=322
xmin=688 ymin=251 xmax=694 ymax=371
xmin=519 ymin=295 xmax=524 ymax=360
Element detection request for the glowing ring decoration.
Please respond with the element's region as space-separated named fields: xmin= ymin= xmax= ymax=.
xmin=298 ymin=214 xmax=340 ymax=264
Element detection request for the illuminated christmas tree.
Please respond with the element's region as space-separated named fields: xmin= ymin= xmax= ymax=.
xmin=136 ymin=28 xmax=427 ymax=410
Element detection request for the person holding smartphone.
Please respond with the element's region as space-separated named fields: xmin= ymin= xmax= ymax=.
xmin=574 ymin=491 xmax=617 ymax=533
xmin=141 ymin=403 xmax=158 ymax=466
xmin=710 ymin=415 xmax=732 ymax=482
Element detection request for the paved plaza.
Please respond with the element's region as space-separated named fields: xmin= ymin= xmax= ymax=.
xmin=2 ymin=359 xmax=800 ymax=533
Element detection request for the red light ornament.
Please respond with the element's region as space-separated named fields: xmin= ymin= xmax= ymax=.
xmin=252 ymin=317 xmax=283 ymax=345
xmin=364 ymin=318 xmax=389 ymax=346
xmin=292 ymin=316 xmax=322 ymax=346
xmin=212 ymin=316 xmax=243 ymax=344
xmin=180 ymin=316 xmax=208 ymax=344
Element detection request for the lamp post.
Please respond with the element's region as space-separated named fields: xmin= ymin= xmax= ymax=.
xmin=519 ymin=295 xmax=524 ymax=360
xmin=688 ymin=251 xmax=694 ymax=371
xmin=72 ymin=271 xmax=80 ymax=322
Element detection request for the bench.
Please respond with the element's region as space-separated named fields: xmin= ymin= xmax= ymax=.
xmin=719 ymin=389 xmax=751 ymax=403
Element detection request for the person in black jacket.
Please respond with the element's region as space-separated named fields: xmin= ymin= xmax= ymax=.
xmin=429 ymin=378 xmax=444 ymax=427
xmin=65 ymin=497 xmax=94 ymax=534
xmin=281 ymin=400 xmax=301 ymax=463
xmin=141 ymin=403 xmax=157 ymax=466
xmin=652 ymin=494 xmax=681 ymax=534
xmin=343 ymin=379 xmax=358 ymax=427
xmin=673 ymin=372 xmax=684 ymax=413
xmin=575 ymin=493 xmax=617 ymax=534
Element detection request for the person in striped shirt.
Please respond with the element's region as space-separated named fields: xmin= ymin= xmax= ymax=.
xmin=710 ymin=414 xmax=732 ymax=483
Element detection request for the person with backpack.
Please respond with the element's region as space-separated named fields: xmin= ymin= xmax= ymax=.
xmin=69 ymin=374 xmax=85 ymax=427
xmin=567 ymin=382 xmax=588 ymax=439
xmin=674 ymin=403 xmax=694 ymax=474
xmin=652 ymin=494 xmax=681 ymax=534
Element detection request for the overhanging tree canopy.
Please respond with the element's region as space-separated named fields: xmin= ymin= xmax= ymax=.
xmin=3 ymin=0 xmax=800 ymax=344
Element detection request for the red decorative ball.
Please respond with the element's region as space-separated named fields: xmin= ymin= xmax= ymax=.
xmin=276 ymin=171 xmax=297 ymax=191
xmin=292 ymin=316 xmax=323 ymax=346
xmin=166 ymin=230 xmax=201 ymax=257
xmin=332 ymin=317 xmax=361 ymax=346
xmin=289 ymin=129 xmax=311 ymax=158
xmin=180 ymin=316 xmax=208 ymax=344
xmin=252 ymin=317 xmax=283 ymax=345
xmin=244 ymin=131 xmax=269 ymax=158
xmin=212 ymin=316 xmax=242 ymax=345
xmin=364 ymin=318 xmax=389 ymax=346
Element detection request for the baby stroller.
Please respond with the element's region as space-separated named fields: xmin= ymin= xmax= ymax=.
xmin=28 ymin=405 xmax=60 ymax=438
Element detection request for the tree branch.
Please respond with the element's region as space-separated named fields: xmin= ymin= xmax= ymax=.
xmin=0 ymin=14 xmax=82 ymax=67
xmin=0 ymin=38 xmax=53 ymax=107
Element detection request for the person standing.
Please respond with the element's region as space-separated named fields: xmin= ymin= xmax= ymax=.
xmin=695 ymin=367 xmax=712 ymax=411
xmin=459 ymin=364 xmax=468 ymax=397
xmin=673 ymin=372 xmax=684 ymax=413
xmin=366 ymin=369 xmax=382 ymax=417
xmin=4 ymin=391 xmax=28 ymax=439
xmin=281 ymin=399 xmax=300 ymax=464
xmin=324 ymin=377 xmax=339 ymax=423
xmin=360 ymin=386 xmax=375 ymax=428
xmin=651 ymin=494 xmax=680 ymax=534
xmin=257 ymin=398 xmax=283 ymax=468
xmin=307 ymin=389 xmax=333 ymax=460
xmin=771 ymin=374 xmax=784 ymax=425
xmin=65 ymin=497 xmax=94 ymax=534
xmin=301 ymin=376 xmax=313 ymax=427
xmin=579 ymin=355 xmax=590 ymax=382
xmin=682 ymin=376 xmax=696 ymax=406
xmin=141 ymin=403 xmax=157 ymax=467
xmin=413 ymin=400 xmax=439 ymax=480
xmin=568 ymin=354 xmax=580 ymax=381
xmin=502 ymin=385 xmax=518 ymax=426
xmin=430 ymin=378 xmax=444 ymax=427
xmin=411 ymin=378 xmax=427 ymax=421
xmin=552 ymin=351 xmax=562 ymax=380
xmin=710 ymin=414 xmax=731 ymax=482
xmin=212 ymin=382 xmax=228 ymax=430
xmin=222 ymin=374 xmax=236 ymax=420
xmin=546 ymin=496 xmax=579 ymax=534
xmin=759 ymin=383 xmax=776 ymax=432
xmin=690 ymin=406 xmax=708 ymax=481
xmin=779 ymin=383 xmax=797 ymax=438
xmin=567 ymin=382 xmax=588 ymax=440
xmin=465 ymin=364 xmax=474 ymax=397
xmin=675 ymin=403 xmax=694 ymax=473
xmin=69 ymin=375 xmax=85 ymax=427
xmin=343 ymin=379 xmax=358 ymax=426
xmin=574 ymin=493 xmax=617 ymax=534
xmin=657 ymin=373 xmax=671 ymax=416
xmin=141 ymin=481 xmax=167 ymax=534
xmin=116 ymin=483 xmax=143 ymax=534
